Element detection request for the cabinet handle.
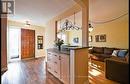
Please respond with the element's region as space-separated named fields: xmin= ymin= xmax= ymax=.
xmin=54 ymin=55 xmax=57 ymax=57
xmin=48 ymin=53 xmax=51 ymax=55
xmin=48 ymin=67 xmax=51 ymax=69
xmin=54 ymin=62 xmax=57 ymax=64
xmin=59 ymin=56 xmax=61 ymax=60
xmin=54 ymin=71 xmax=57 ymax=73
xmin=48 ymin=59 xmax=51 ymax=61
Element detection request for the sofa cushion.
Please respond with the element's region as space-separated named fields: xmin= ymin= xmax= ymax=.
xmin=91 ymin=53 xmax=111 ymax=62
xmin=110 ymin=56 xmax=126 ymax=62
xmin=104 ymin=47 xmax=115 ymax=55
xmin=88 ymin=49 xmax=94 ymax=54
xmin=112 ymin=50 xmax=120 ymax=56
xmin=93 ymin=47 xmax=104 ymax=54
xmin=100 ymin=54 xmax=112 ymax=58
xmin=118 ymin=50 xmax=128 ymax=58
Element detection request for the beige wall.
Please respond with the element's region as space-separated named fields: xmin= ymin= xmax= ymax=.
xmin=45 ymin=20 xmax=56 ymax=49
xmin=68 ymin=11 xmax=82 ymax=46
xmin=45 ymin=4 xmax=81 ymax=50
xmin=8 ymin=20 xmax=45 ymax=59
xmin=68 ymin=30 xmax=82 ymax=46
xmin=67 ymin=12 xmax=129 ymax=48
xmin=45 ymin=3 xmax=129 ymax=51
xmin=89 ymin=15 xmax=129 ymax=49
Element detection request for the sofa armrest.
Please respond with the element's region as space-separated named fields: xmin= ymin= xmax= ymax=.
xmin=105 ymin=58 xmax=129 ymax=84
xmin=88 ymin=49 xmax=94 ymax=54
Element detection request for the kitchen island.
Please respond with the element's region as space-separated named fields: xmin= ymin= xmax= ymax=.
xmin=46 ymin=47 xmax=89 ymax=84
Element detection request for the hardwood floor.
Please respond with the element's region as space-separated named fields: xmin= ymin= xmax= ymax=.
xmin=88 ymin=65 xmax=119 ymax=84
xmin=1 ymin=58 xmax=62 ymax=84
xmin=1 ymin=57 xmax=119 ymax=84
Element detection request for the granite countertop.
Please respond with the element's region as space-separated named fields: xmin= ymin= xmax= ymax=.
xmin=47 ymin=48 xmax=70 ymax=55
xmin=47 ymin=47 xmax=89 ymax=55
xmin=66 ymin=46 xmax=90 ymax=50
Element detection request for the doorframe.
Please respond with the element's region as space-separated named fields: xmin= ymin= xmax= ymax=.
xmin=7 ymin=26 xmax=21 ymax=62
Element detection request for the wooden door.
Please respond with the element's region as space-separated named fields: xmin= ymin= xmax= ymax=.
xmin=29 ymin=30 xmax=35 ymax=57
xmin=21 ymin=29 xmax=35 ymax=59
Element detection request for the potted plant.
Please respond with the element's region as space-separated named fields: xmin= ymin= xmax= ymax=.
xmin=54 ymin=38 xmax=64 ymax=51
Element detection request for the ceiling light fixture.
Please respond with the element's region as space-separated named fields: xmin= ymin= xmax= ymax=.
xmin=25 ymin=21 xmax=30 ymax=27
xmin=61 ymin=12 xmax=81 ymax=31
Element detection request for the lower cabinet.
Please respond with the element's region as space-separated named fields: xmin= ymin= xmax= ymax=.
xmin=47 ymin=51 xmax=70 ymax=84
xmin=53 ymin=53 xmax=60 ymax=78
xmin=60 ymin=54 xmax=70 ymax=84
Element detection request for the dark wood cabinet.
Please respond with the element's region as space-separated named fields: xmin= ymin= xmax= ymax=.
xmin=21 ymin=29 xmax=35 ymax=59
xmin=1 ymin=14 xmax=8 ymax=72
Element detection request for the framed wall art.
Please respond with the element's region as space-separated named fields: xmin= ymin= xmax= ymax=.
xmin=73 ymin=37 xmax=79 ymax=43
xmin=95 ymin=34 xmax=106 ymax=42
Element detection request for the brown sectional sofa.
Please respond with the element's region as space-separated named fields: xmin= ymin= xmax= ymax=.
xmin=89 ymin=46 xmax=129 ymax=84
xmin=105 ymin=52 xmax=129 ymax=84
xmin=89 ymin=47 xmax=114 ymax=62
xmin=89 ymin=47 xmax=128 ymax=62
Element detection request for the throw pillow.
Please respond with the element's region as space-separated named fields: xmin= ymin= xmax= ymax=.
xmin=112 ymin=50 xmax=119 ymax=56
xmin=118 ymin=50 xmax=128 ymax=57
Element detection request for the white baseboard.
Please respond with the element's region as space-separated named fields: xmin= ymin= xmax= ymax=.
xmin=35 ymin=56 xmax=45 ymax=58
xmin=21 ymin=57 xmax=35 ymax=60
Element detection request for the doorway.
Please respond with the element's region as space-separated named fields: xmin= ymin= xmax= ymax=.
xmin=8 ymin=28 xmax=35 ymax=62
xmin=8 ymin=27 xmax=21 ymax=62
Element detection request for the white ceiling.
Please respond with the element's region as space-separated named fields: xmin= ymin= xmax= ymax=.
xmin=9 ymin=0 xmax=76 ymax=27
xmin=9 ymin=0 xmax=128 ymax=27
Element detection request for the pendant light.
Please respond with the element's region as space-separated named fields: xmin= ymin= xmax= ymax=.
xmin=61 ymin=12 xmax=81 ymax=31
